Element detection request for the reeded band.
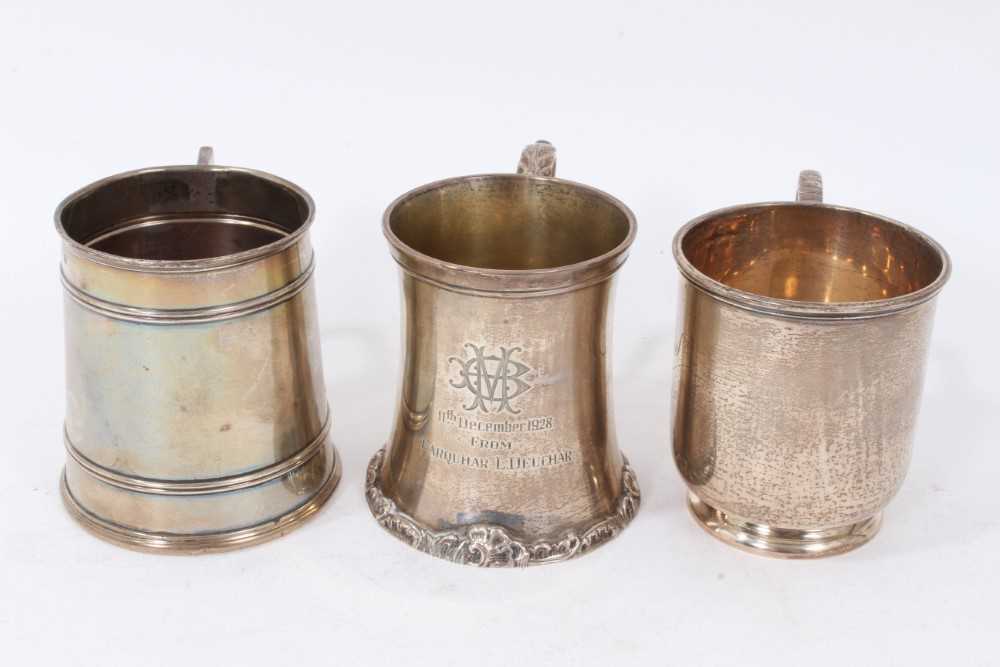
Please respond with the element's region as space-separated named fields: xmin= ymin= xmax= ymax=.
xmin=61 ymin=452 xmax=341 ymax=553
xmin=390 ymin=253 xmax=629 ymax=298
xmin=61 ymin=257 xmax=315 ymax=324
xmin=63 ymin=411 xmax=331 ymax=496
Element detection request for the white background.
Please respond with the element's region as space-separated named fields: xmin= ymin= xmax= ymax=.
xmin=1 ymin=1 xmax=997 ymax=665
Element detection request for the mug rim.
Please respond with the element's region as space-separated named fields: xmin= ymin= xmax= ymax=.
xmin=54 ymin=164 xmax=316 ymax=274
xmin=382 ymin=172 xmax=638 ymax=295
xmin=672 ymin=200 xmax=951 ymax=319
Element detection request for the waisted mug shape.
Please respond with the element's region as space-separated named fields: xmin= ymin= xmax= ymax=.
xmin=366 ymin=141 xmax=640 ymax=567
xmin=671 ymin=171 xmax=950 ymax=558
xmin=57 ymin=148 xmax=341 ymax=552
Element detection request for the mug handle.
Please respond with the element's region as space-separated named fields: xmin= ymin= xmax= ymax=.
xmin=197 ymin=146 xmax=215 ymax=166
xmin=516 ymin=140 xmax=557 ymax=177
xmin=796 ymin=169 xmax=823 ymax=203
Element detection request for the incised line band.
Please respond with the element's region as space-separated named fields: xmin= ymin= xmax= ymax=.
xmin=390 ymin=257 xmax=627 ymax=298
xmin=63 ymin=411 xmax=331 ymax=496
xmin=60 ymin=256 xmax=315 ymax=324
xmin=60 ymin=450 xmax=341 ymax=554
xmin=682 ymin=275 xmax=936 ymax=322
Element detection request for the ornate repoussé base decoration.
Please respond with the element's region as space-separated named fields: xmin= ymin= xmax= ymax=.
xmin=365 ymin=447 xmax=640 ymax=567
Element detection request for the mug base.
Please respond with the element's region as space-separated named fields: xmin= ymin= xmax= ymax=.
xmin=364 ymin=446 xmax=641 ymax=567
xmin=687 ymin=493 xmax=881 ymax=559
xmin=60 ymin=448 xmax=341 ymax=554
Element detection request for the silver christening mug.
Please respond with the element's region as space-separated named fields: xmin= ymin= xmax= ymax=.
xmin=57 ymin=148 xmax=341 ymax=553
xmin=366 ymin=141 xmax=640 ymax=567
xmin=672 ymin=171 xmax=950 ymax=558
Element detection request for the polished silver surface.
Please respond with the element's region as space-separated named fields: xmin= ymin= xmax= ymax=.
xmin=366 ymin=141 xmax=641 ymax=566
xmin=56 ymin=148 xmax=340 ymax=553
xmin=672 ymin=171 xmax=950 ymax=557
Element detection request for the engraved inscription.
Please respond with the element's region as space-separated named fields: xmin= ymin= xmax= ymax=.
xmin=437 ymin=409 xmax=554 ymax=434
xmin=419 ymin=438 xmax=574 ymax=472
xmin=432 ymin=343 xmax=569 ymax=475
xmin=448 ymin=344 xmax=532 ymax=414
xmin=471 ymin=436 xmax=511 ymax=450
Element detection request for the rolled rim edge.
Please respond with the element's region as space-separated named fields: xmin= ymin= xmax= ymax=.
xmin=671 ymin=200 xmax=951 ymax=319
xmin=382 ymin=173 xmax=638 ymax=292
xmin=54 ymin=163 xmax=316 ymax=274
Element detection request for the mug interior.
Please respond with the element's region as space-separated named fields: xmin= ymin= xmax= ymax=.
xmin=59 ymin=169 xmax=311 ymax=262
xmin=387 ymin=176 xmax=632 ymax=270
xmin=680 ymin=204 xmax=945 ymax=303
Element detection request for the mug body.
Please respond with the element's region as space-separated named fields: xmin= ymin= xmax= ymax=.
xmin=57 ymin=154 xmax=340 ymax=552
xmin=367 ymin=144 xmax=640 ymax=567
xmin=672 ymin=178 xmax=950 ymax=557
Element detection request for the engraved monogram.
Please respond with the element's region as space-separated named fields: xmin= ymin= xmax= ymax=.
xmin=448 ymin=344 xmax=533 ymax=414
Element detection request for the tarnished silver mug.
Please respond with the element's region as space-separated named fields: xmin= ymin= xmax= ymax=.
xmin=366 ymin=141 xmax=640 ymax=567
xmin=57 ymin=148 xmax=341 ymax=552
xmin=672 ymin=171 xmax=950 ymax=558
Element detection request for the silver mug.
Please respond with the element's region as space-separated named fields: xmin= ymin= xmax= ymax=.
xmin=366 ymin=141 xmax=640 ymax=567
xmin=672 ymin=171 xmax=950 ymax=557
xmin=57 ymin=147 xmax=341 ymax=553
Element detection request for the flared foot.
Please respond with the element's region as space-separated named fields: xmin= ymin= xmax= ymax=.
xmin=687 ymin=493 xmax=881 ymax=559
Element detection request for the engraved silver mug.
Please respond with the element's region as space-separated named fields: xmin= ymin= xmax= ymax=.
xmin=672 ymin=171 xmax=950 ymax=557
xmin=366 ymin=141 xmax=640 ymax=567
xmin=57 ymin=147 xmax=341 ymax=553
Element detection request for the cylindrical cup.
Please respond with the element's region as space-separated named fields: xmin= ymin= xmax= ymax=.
xmin=366 ymin=141 xmax=640 ymax=567
xmin=671 ymin=171 xmax=950 ymax=557
xmin=57 ymin=148 xmax=341 ymax=553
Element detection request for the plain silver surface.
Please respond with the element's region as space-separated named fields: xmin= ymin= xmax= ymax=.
xmin=0 ymin=1 xmax=997 ymax=665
